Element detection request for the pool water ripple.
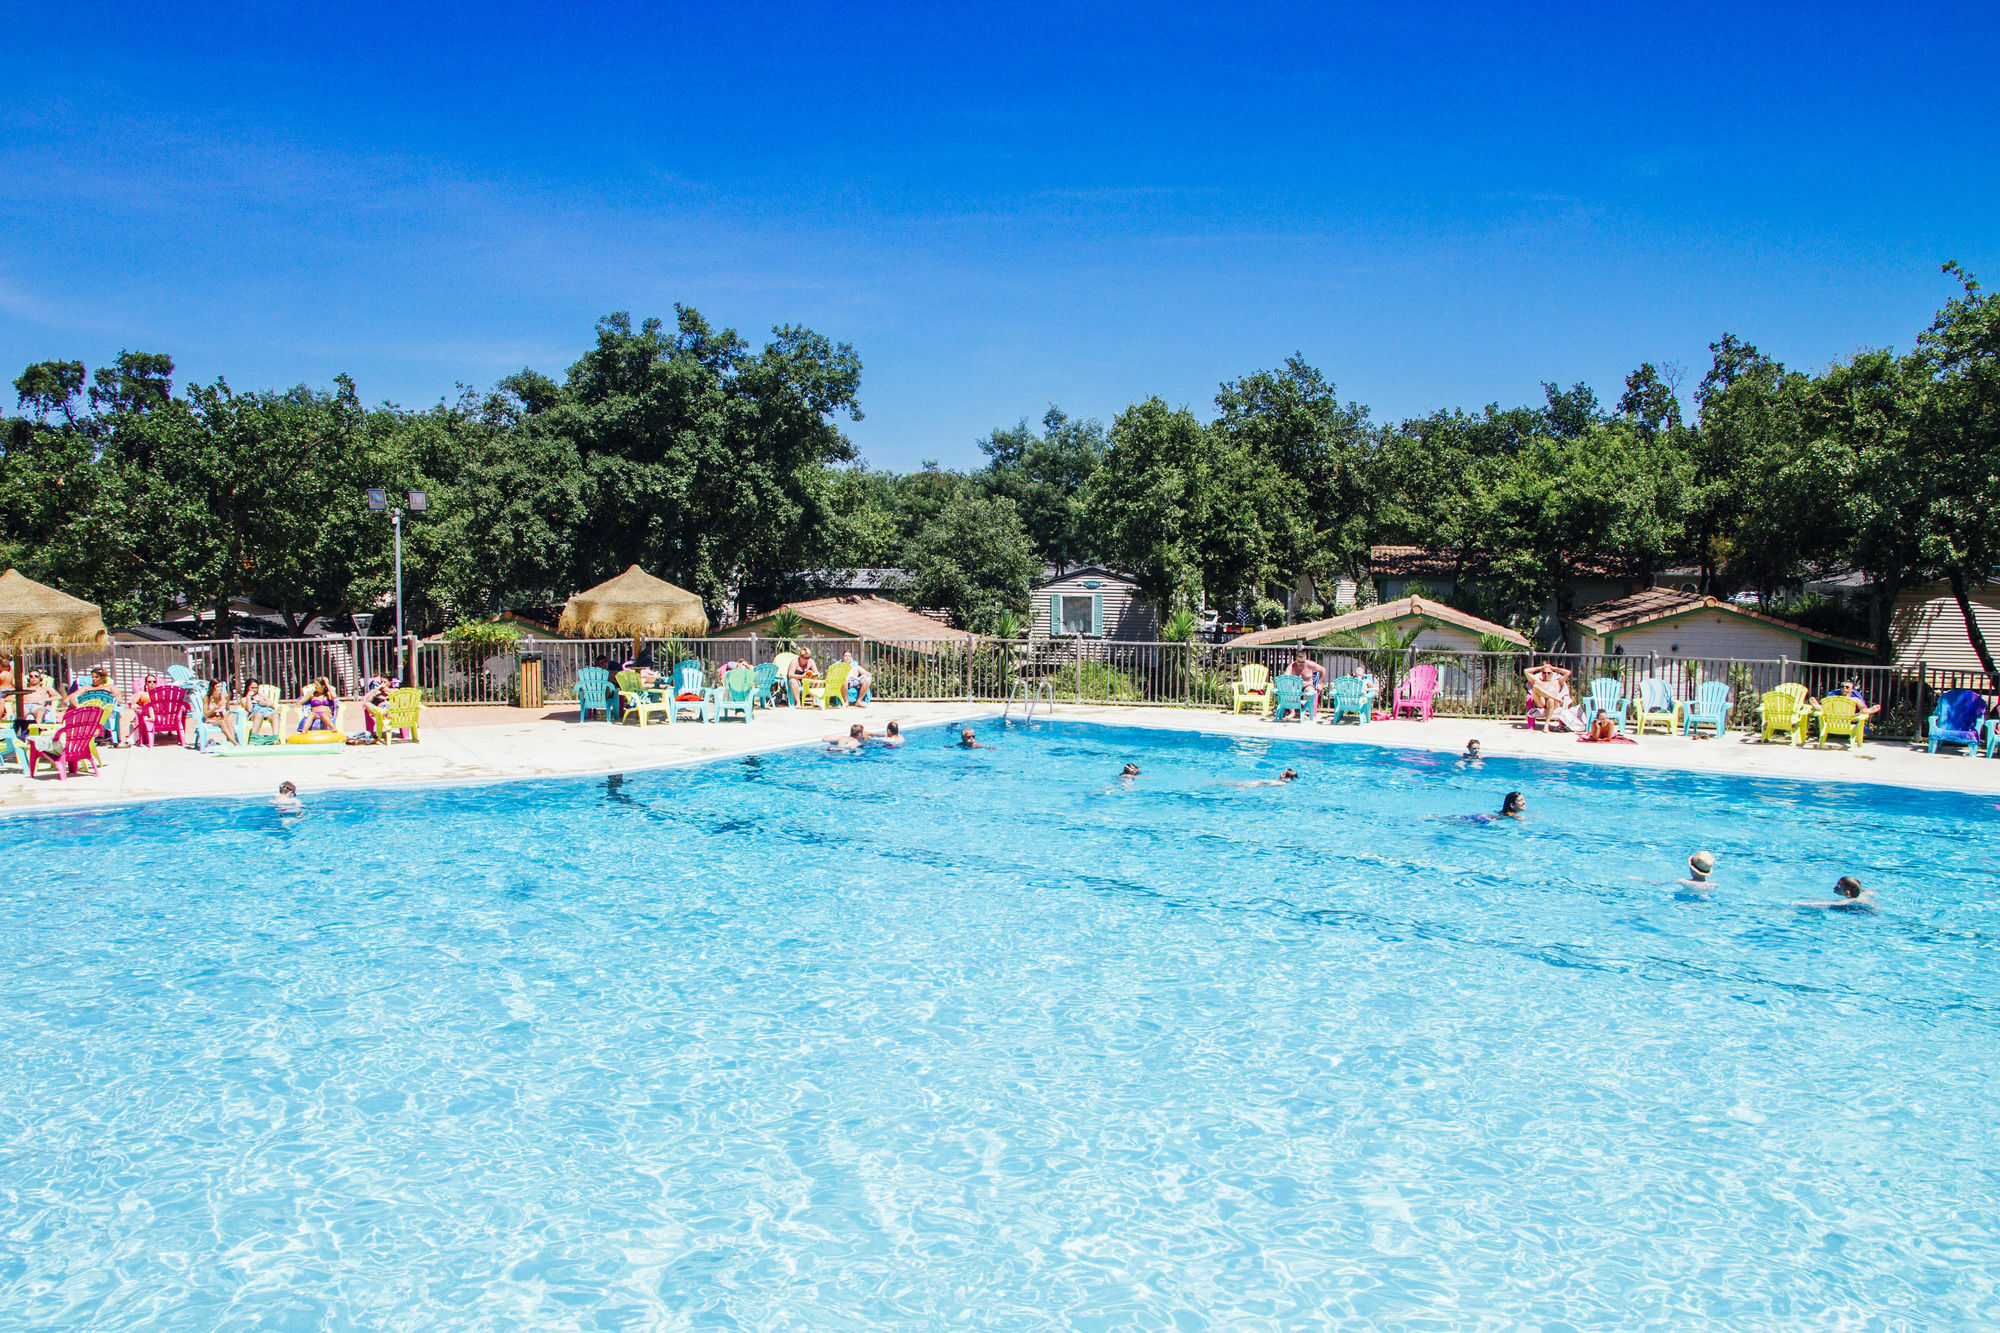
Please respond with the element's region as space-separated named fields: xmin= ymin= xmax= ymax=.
xmin=2 ymin=717 xmax=1997 ymax=1329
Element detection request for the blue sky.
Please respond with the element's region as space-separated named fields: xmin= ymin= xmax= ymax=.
xmin=3 ymin=2 xmax=1994 ymax=469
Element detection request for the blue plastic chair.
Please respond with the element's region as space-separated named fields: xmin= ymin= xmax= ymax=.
xmin=1269 ymin=673 xmax=1307 ymax=722
xmin=574 ymin=667 xmax=616 ymax=722
xmin=1679 ymin=681 xmax=1731 ymax=738
xmin=1927 ymin=689 xmax=1987 ymax=755
xmin=1580 ymin=677 xmax=1627 ymax=733
xmin=1326 ymin=675 xmax=1370 ymax=725
xmin=751 ymin=662 xmax=779 ymax=709
xmin=1983 ymin=718 xmax=2000 ymax=759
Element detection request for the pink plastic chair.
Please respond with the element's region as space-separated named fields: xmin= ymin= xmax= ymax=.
xmin=1392 ymin=664 xmax=1441 ymax=721
xmin=133 ymin=684 xmax=190 ymax=748
xmin=28 ymin=705 xmax=105 ymax=780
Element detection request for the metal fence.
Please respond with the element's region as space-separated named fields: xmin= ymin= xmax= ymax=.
xmin=16 ymin=633 xmax=1991 ymax=740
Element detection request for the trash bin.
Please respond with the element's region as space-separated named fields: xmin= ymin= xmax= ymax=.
xmin=517 ymin=656 xmax=543 ymax=709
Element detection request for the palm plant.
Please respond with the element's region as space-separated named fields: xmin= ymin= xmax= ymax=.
xmin=985 ymin=609 xmax=1025 ymax=640
xmin=1315 ymin=623 xmax=1431 ymax=699
xmin=1160 ymin=607 xmax=1200 ymax=643
xmin=768 ymin=606 xmax=804 ymax=649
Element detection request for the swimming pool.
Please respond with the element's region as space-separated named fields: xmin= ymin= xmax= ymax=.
xmin=4 ymin=717 xmax=1996 ymax=1329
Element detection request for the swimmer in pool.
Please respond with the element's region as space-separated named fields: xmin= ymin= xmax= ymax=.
xmin=826 ymin=723 xmax=865 ymax=751
xmin=1674 ymin=849 xmax=1718 ymax=899
xmin=1460 ymin=739 xmax=1483 ymax=767
xmin=1797 ymin=875 xmax=1878 ymax=913
xmin=275 ymin=781 xmax=303 ymax=815
xmin=956 ymin=727 xmax=989 ymax=749
xmin=1226 ymin=768 xmax=1298 ymax=787
xmin=867 ymin=720 xmax=904 ymax=747
xmin=1457 ymin=790 xmax=1525 ymax=825
xmin=1119 ymin=763 xmax=1141 ymax=779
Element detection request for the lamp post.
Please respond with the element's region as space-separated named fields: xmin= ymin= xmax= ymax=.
xmin=366 ymin=488 xmax=428 ymax=680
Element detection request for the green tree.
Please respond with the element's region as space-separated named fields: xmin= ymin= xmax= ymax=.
xmin=897 ymin=493 xmax=1040 ymax=632
xmin=977 ymin=406 xmax=1106 ymax=572
xmin=1911 ymin=264 xmax=2000 ymax=687
xmin=1086 ymin=397 xmax=1272 ymax=614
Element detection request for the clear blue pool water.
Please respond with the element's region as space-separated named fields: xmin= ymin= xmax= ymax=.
xmin=3 ymin=717 xmax=1998 ymax=1331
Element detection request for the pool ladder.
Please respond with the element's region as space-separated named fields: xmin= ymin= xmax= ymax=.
xmin=1002 ymin=679 xmax=1055 ymax=723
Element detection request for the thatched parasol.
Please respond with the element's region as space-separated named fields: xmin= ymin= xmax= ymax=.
xmin=0 ymin=568 xmax=109 ymax=726
xmin=557 ymin=565 xmax=709 ymax=653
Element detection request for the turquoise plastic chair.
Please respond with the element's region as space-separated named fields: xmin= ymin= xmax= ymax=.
xmin=1327 ymin=675 xmax=1370 ymax=725
xmin=574 ymin=667 xmax=616 ymax=722
xmin=1580 ymin=677 xmax=1627 ymax=733
xmin=1983 ymin=718 xmax=2000 ymax=758
xmin=751 ymin=662 xmax=779 ymax=709
xmin=710 ymin=667 xmax=757 ymax=723
xmin=1927 ymin=689 xmax=1987 ymax=755
xmin=1269 ymin=673 xmax=1307 ymax=722
xmin=1679 ymin=681 xmax=1731 ymax=738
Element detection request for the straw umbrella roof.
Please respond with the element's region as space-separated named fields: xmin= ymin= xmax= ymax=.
xmin=0 ymin=568 xmax=109 ymax=649
xmin=556 ymin=565 xmax=709 ymax=638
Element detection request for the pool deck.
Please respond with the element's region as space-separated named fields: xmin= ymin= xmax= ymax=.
xmin=3 ymin=701 xmax=1997 ymax=815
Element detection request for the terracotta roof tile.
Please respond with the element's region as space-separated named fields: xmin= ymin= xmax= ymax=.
xmin=723 ymin=595 xmax=971 ymax=641
xmin=1569 ymin=587 xmax=1875 ymax=651
xmin=1226 ymin=597 xmax=1528 ymax=648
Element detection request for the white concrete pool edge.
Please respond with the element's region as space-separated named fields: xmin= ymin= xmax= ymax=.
xmin=3 ymin=701 xmax=1997 ymax=817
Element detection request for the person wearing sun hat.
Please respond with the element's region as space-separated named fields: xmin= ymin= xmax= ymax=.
xmin=1687 ymin=850 xmax=1717 ymax=882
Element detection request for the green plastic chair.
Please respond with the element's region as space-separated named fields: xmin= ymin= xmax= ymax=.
xmin=710 ymin=667 xmax=757 ymax=723
xmin=1815 ymin=694 xmax=1865 ymax=750
xmin=1270 ymin=673 xmax=1308 ymax=722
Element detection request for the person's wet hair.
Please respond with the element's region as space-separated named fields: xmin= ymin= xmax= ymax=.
xmin=886 ymin=721 xmax=900 ymax=735
xmin=850 ymin=723 xmax=865 ymax=738
xmin=1501 ymin=791 xmax=1524 ymax=816
xmin=1121 ymin=763 xmax=1140 ymax=776
xmin=1836 ymin=876 xmax=1864 ymax=898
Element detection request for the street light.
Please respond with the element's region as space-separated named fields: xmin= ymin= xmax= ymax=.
xmin=367 ymin=488 xmax=429 ymax=679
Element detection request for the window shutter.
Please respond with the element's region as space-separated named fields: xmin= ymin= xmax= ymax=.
xmin=1051 ymin=594 xmax=1063 ymax=633
xmin=1091 ymin=594 xmax=1104 ymax=637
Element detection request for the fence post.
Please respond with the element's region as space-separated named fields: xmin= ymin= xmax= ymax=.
xmin=963 ymin=637 xmax=971 ymax=701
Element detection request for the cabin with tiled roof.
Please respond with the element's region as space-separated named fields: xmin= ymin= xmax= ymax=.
xmin=1565 ymin=588 xmax=1873 ymax=662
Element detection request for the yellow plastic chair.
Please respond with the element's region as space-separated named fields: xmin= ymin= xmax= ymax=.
xmin=802 ymin=661 xmax=852 ymax=709
xmin=1230 ymin=664 xmax=1272 ymax=716
xmin=1632 ymin=679 xmax=1679 ymax=737
xmin=1815 ymin=695 xmax=1866 ymax=750
xmin=1758 ymin=690 xmax=1808 ymax=745
xmin=374 ymin=687 xmax=424 ymax=745
xmin=615 ymin=670 xmax=673 ymax=728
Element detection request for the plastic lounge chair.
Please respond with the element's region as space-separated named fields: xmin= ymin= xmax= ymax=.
xmin=166 ymin=665 xmax=196 ymax=690
xmin=1326 ymin=675 xmax=1370 ymax=726
xmin=1391 ymin=664 xmax=1440 ymax=721
xmin=670 ymin=662 xmax=710 ymax=721
xmin=751 ymin=662 xmax=779 ymax=709
xmin=1758 ymin=690 xmax=1808 ymax=745
xmin=574 ymin=667 xmax=616 ymax=722
xmin=802 ymin=661 xmax=851 ymax=710
xmin=1581 ymin=678 xmax=1627 ymax=733
xmin=133 ymin=684 xmax=190 ymax=748
xmin=1984 ymin=718 xmax=2000 ymax=759
xmin=73 ymin=686 xmax=122 ymax=744
xmin=1269 ymin=673 xmax=1308 ymax=722
xmin=710 ymin=666 xmax=757 ymax=723
xmin=770 ymin=653 xmax=798 ymax=705
xmin=1230 ymin=664 xmax=1272 ymax=716
xmin=1815 ymin=694 xmax=1866 ymax=750
xmin=0 ymin=728 xmax=30 ymax=774
xmin=615 ymin=670 xmax=673 ymax=728
xmin=1633 ymin=679 xmax=1678 ymax=738
xmin=374 ymin=687 xmax=425 ymax=744
xmin=29 ymin=705 xmax=105 ymax=780
xmin=1678 ymin=681 xmax=1732 ymax=738
xmin=1927 ymin=689 xmax=1987 ymax=755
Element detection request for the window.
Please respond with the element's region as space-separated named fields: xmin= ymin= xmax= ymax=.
xmin=1055 ymin=593 xmax=1097 ymax=637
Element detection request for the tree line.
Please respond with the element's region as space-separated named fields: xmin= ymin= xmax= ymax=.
xmin=4 ymin=269 xmax=1996 ymax=674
